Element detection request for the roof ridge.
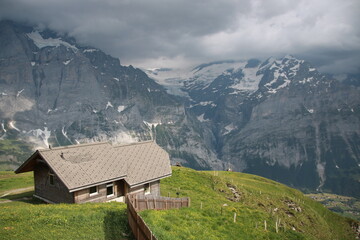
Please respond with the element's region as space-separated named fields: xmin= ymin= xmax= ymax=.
xmin=39 ymin=141 xmax=110 ymax=152
xmin=112 ymin=140 xmax=155 ymax=148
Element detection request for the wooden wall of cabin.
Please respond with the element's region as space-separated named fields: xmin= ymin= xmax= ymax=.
xmin=128 ymin=180 xmax=161 ymax=197
xmin=74 ymin=179 xmax=126 ymax=203
xmin=34 ymin=163 xmax=74 ymax=203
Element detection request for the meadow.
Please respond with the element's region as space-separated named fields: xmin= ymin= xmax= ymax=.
xmin=0 ymin=171 xmax=133 ymax=240
xmin=141 ymin=167 xmax=358 ymax=240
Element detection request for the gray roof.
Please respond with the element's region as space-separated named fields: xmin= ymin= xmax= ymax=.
xmin=15 ymin=141 xmax=172 ymax=192
xmin=115 ymin=142 xmax=172 ymax=187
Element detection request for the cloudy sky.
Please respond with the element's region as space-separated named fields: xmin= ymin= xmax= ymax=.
xmin=1 ymin=0 xmax=359 ymax=74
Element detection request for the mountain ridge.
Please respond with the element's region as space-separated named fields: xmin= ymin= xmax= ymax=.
xmin=0 ymin=20 xmax=359 ymax=197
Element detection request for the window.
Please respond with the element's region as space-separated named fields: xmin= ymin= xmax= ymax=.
xmin=144 ymin=183 xmax=151 ymax=195
xmin=49 ymin=171 xmax=55 ymax=185
xmin=89 ymin=186 xmax=98 ymax=196
xmin=106 ymin=183 xmax=114 ymax=197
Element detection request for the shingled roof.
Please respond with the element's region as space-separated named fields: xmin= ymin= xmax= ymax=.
xmin=15 ymin=141 xmax=172 ymax=192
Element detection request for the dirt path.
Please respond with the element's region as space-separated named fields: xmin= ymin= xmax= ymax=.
xmin=0 ymin=186 xmax=34 ymax=198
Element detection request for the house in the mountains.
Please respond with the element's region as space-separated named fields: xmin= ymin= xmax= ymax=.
xmin=15 ymin=141 xmax=172 ymax=204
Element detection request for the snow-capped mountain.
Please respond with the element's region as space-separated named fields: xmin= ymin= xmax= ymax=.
xmin=1 ymin=20 xmax=359 ymax=197
xmin=0 ymin=20 xmax=222 ymax=170
xmin=148 ymin=55 xmax=360 ymax=197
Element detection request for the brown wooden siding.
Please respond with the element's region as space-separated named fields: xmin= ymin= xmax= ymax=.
xmin=34 ymin=163 xmax=74 ymax=203
xmin=128 ymin=180 xmax=161 ymax=198
xmin=74 ymin=179 xmax=127 ymax=203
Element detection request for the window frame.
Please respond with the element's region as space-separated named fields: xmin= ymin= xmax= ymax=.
xmin=106 ymin=183 xmax=114 ymax=197
xmin=89 ymin=186 xmax=99 ymax=196
xmin=144 ymin=183 xmax=151 ymax=195
xmin=49 ymin=171 xmax=55 ymax=186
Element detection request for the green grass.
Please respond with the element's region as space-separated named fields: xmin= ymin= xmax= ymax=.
xmin=0 ymin=139 xmax=33 ymax=171
xmin=0 ymin=171 xmax=133 ymax=240
xmin=1 ymin=168 xmax=358 ymax=240
xmin=140 ymin=167 xmax=358 ymax=240
xmin=0 ymin=201 xmax=132 ymax=240
xmin=0 ymin=171 xmax=34 ymax=196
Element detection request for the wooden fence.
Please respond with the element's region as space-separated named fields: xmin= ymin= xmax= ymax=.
xmin=126 ymin=194 xmax=190 ymax=240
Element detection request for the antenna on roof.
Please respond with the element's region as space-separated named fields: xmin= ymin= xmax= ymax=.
xmin=49 ymin=145 xmax=52 ymax=150
xmin=151 ymin=124 xmax=156 ymax=142
xmin=60 ymin=152 xmax=64 ymax=159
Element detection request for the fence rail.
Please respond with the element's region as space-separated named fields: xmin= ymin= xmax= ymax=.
xmin=126 ymin=194 xmax=190 ymax=240
xmin=130 ymin=195 xmax=190 ymax=212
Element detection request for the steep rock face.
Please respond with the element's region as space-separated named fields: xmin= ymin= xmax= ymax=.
xmin=0 ymin=21 xmax=221 ymax=170
xmin=149 ymin=56 xmax=360 ymax=197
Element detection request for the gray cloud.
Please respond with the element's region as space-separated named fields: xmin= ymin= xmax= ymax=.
xmin=0 ymin=0 xmax=359 ymax=73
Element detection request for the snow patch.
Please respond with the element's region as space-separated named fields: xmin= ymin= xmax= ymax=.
xmin=28 ymin=127 xmax=51 ymax=147
xmin=335 ymin=165 xmax=339 ymax=169
xmin=231 ymin=67 xmax=263 ymax=92
xmin=299 ymin=77 xmax=313 ymax=84
xmin=27 ymin=31 xmax=77 ymax=51
xmin=307 ymin=109 xmax=314 ymax=113
xmin=83 ymin=49 xmax=98 ymax=53
xmin=1 ymin=92 xmax=8 ymax=96
xmin=61 ymin=126 xmax=72 ymax=144
xmin=199 ymin=101 xmax=213 ymax=106
xmin=224 ymin=123 xmax=236 ymax=135
xmin=113 ymin=77 xmax=120 ymax=81
xmin=63 ymin=59 xmax=72 ymax=65
xmin=9 ymin=121 xmax=20 ymax=132
xmin=1 ymin=123 xmax=6 ymax=133
xmin=143 ymin=121 xmax=161 ymax=128
xmin=16 ymin=89 xmax=24 ymax=97
xmin=31 ymin=62 xmax=36 ymax=66
xmin=106 ymin=101 xmax=114 ymax=109
xmin=197 ymin=114 xmax=209 ymax=122
xmin=117 ymin=105 xmax=125 ymax=113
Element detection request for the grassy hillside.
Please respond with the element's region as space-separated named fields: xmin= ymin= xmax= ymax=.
xmin=140 ymin=167 xmax=359 ymax=240
xmin=0 ymin=139 xmax=34 ymax=171
xmin=1 ymin=169 xmax=358 ymax=240
xmin=0 ymin=171 xmax=133 ymax=240
xmin=0 ymin=171 xmax=33 ymax=197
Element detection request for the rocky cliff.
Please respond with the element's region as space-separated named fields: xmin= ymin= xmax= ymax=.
xmin=1 ymin=20 xmax=359 ymax=197
xmin=0 ymin=20 xmax=221 ymax=170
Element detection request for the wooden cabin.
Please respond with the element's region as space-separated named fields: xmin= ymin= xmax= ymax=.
xmin=15 ymin=141 xmax=172 ymax=204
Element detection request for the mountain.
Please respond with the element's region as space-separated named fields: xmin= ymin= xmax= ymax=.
xmin=0 ymin=20 xmax=222 ymax=170
xmin=0 ymin=20 xmax=359 ymax=198
xmin=148 ymin=56 xmax=360 ymax=197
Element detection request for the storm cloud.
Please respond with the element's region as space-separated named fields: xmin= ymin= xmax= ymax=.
xmin=1 ymin=0 xmax=359 ymax=73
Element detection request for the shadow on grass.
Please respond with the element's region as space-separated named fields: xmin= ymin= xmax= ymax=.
xmin=0 ymin=191 xmax=44 ymax=204
xmin=103 ymin=208 xmax=134 ymax=240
